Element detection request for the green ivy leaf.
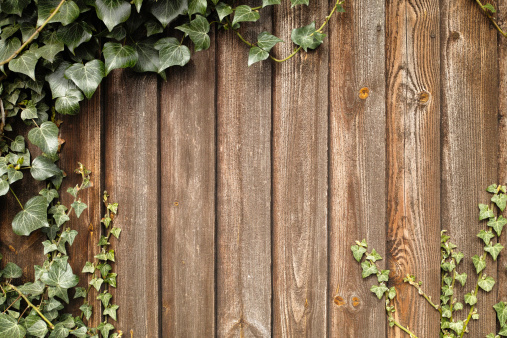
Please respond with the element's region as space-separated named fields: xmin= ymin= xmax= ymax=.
xmin=9 ymin=51 xmax=38 ymax=80
xmin=262 ymin=0 xmax=281 ymax=7
xmin=39 ymin=188 xmax=59 ymax=204
xmin=50 ymin=324 xmax=69 ymax=337
xmin=110 ymin=227 xmax=121 ymax=239
xmin=42 ymin=240 xmax=58 ymax=254
xmin=291 ymin=22 xmax=326 ymax=52
xmin=489 ymin=215 xmax=507 ymax=238
xmin=12 ymin=196 xmax=49 ymax=236
xmin=28 ymin=121 xmax=59 ymax=155
xmin=472 ymin=255 xmax=486 ymax=274
xmin=9 ymin=136 xmax=25 ymax=153
xmin=94 ymin=0 xmax=131 ymax=31
xmin=61 ymin=230 xmax=78 ymax=245
xmin=57 ymin=22 xmax=93 ymax=54
xmin=454 ymin=302 xmax=463 ymax=311
xmin=176 ymin=15 xmax=210 ymax=52
xmin=0 ymin=38 xmax=21 ymax=72
xmin=20 ymin=101 xmax=38 ymax=120
xmin=49 ymin=204 xmax=70 ymax=227
xmin=0 ymin=313 xmax=26 ymax=338
xmin=65 ymin=60 xmax=105 ymax=99
xmin=257 ymin=32 xmax=283 ymax=51
xmin=46 ymin=298 xmax=63 ymax=311
xmin=388 ymin=287 xmax=396 ymax=299
xmin=0 ymin=179 xmax=8 ymax=197
xmin=90 ymin=277 xmax=104 ymax=291
xmin=479 ymin=203 xmax=495 ymax=220
xmin=132 ymin=38 xmax=160 ymax=73
xmin=290 ymin=0 xmax=309 ymax=6
xmin=46 ymin=61 xmax=77 ymax=99
xmin=1 ymin=0 xmax=31 ymax=16
xmin=18 ymin=281 xmax=45 ymax=296
xmin=2 ymin=262 xmax=22 ymax=278
xmin=361 ymin=261 xmax=377 ymax=278
xmin=370 ymin=284 xmax=388 ymax=299
xmin=484 ymin=242 xmax=504 ymax=261
xmin=97 ymin=322 xmax=114 ymax=338
xmin=55 ymin=88 xmax=84 ymax=115
xmin=449 ymin=320 xmax=464 ymax=334
xmin=494 ymin=301 xmax=507 ymax=327
xmin=27 ymin=320 xmax=48 ymax=338
xmin=478 ymin=229 xmax=496 ymax=245
xmin=216 ymin=3 xmax=233 ymax=21
xmin=442 ymin=305 xmax=451 ymax=318
xmin=351 ymin=244 xmax=367 ymax=262
xmin=478 ymin=275 xmax=496 ymax=292
xmin=150 ymin=0 xmax=188 ymax=28
xmin=452 ymin=251 xmax=464 ymax=265
xmin=188 ymin=0 xmax=206 ymax=15
xmin=155 ymin=37 xmax=191 ymax=72
xmin=80 ymin=303 xmax=92 ymax=321
xmin=31 ymin=156 xmax=60 ymax=181
xmin=492 ymin=193 xmax=507 ymax=212
xmin=232 ymin=5 xmax=260 ymax=26
xmin=97 ymin=291 xmax=113 ymax=307
xmin=103 ymin=42 xmax=138 ymax=76
xmin=455 ymin=272 xmax=467 ymax=286
xmin=41 ymin=263 xmax=79 ymax=303
xmin=74 ymin=287 xmax=87 ymax=299
xmin=71 ymin=200 xmax=87 ymax=218
xmin=248 ymin=47 xmax=269 ymax=66
xmin=377 ymin=269 xmax=389 ymax=283
xmin=82 ymin=262 xmax=95 ymax=274
xmin=38 ymin=0 xmax=80 ymax=26
xmin=366 ymin=249 xmax=383 ymax=262
xmin=483 ymin=3 xmax=496 ymax=13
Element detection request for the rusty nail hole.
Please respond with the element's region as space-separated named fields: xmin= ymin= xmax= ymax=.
xmin=334 ymin=296 xmax=346 ymax=306
xmin=359 ymin=87 xmax=369 ymax=100
xmin=419 ymin=91 xmax=430 ymax=104
xmin=8 ymin=245 xmax=17 ymax=254
xmin=174 ymin=202 xmax=179 ymax=206
xmin=376 ymin=25 xmax=381 ymax=32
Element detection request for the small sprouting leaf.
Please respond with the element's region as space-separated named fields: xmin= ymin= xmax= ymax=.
xmin=370 ymin=284 xmax=388 ymax=299
xmin=216 ymin=2 xmax=233 ymax=21
xmin=366 ymin=249 xmax=383 ymax=262
xmin=442 ymin=305 xmax=451 ymax=318
xmin=97 ymin=291 xmax=112 ymax=307
xmin=110 ymin=227 xmax=121 ymax=239
xmin=149 ymin=0 xmax=188 ymax=28
xmin=0 ymin=313 xmax=26 ymax=338
xmin=103 ymin=42 xmax=139 ymax=76
xmin=478 ymin=229 xmax=496 ymax=245
xmin=71 ymin=200 xmax=88 ymax=218
xmin=351 ymin=244 xmax=367 ymax=262
xmin=232 ymin=5 xmax=260 ymax=26
xmin=94 ymin=0 xmax=132 ymax=31
xmin=494 ymin=301 xmax=507 ymax=327
xmin=484 ymin=242 xmax=504 ymax=261
xmin=487 ymin=184 xmax=501 ymax=193
xmin=377 ymin=270 xmax=390 ymax=283
xmin=155 ymin=37 xmax=191 ymax=72
xmin=42 ymin=240 xmax=58 ymax=255
xmin=12 ymin=196 xmax=49 ymax=236
xmin=65 ymin=60 xmax=105 ymax=99
xmin=176 ymin=15 xmax=210 ymax=52
xmin=478 ymin=275 xmax=495 ymax=292
xmin=31 ymin=156 xmax=60 ymax=181
xmin=9 ymin=51 xmax=38 ymax=80
xmin=361 ymin=261 xmax=378 ymax=278
xmin=74 ymin=287 xmax=87 ymax=299
xmin=257 ymin=32 xmax=283 ymax=52
xmin=388 ymin=287 xmax=396 ymax=299
xmin=82 ymin=262 xmax=95 ymax=274
xmin=103 ymin=304 xmax=119 ymax=321
xmin=479 ymin=203 xmax=495 ymax=220
xmin=248 ymin=47 xmax=269 ymax=66
xmin=2 ymin=262 xmax=22 ymax=278
xmin=465 ymin=292 xmax=477 ymax=305
xmin=472 ymin=255 xmax=486 ymax=274
xmin=483 ymin=3 xmax=496 ymax=13
xmin=455 ymin=272 xmax=467 ymax=286
xmin=80 ymin=303 xmax=92 ymax=321
xmin=492 ymin=193 xmax=507 ymax=212
xmin=28 ymin=121 xmax=59 ymax=155
xmin=291 ymin=22 xmax=326 ymax=52
xmin=454 ymin=302 xmax=463 ymax=311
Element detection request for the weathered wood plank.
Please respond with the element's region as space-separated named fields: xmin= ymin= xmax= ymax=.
xmin=159 ymin=35 xmax=216 ymax=336
xmin=386 ymin=0 xmax=441 ymax=336
xmin=328 ymin=0 xmax=386 ymax=336
xmin=104 ymin=70 xmax=159 ymax=337
xmin=216 ymin=13 xmax=272 ymax=337
xmin=59 ymin=90 xmax=102 ymax=325
xmin=441 ymin=1 xmax=498 ymax=335
xmin=272 ymin=3 xmax=328 ymax=336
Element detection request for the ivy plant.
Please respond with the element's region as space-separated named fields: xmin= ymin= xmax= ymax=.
xmin=352 ymin=184 xmax=507 ymax=338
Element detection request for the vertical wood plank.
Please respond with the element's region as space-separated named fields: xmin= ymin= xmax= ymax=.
xmin=159 ymin=35 xmax=216 ymax=336
xmin=104 ymin=70 xmax=159 ymax=337
xmin=216 ymin=13 xmax=272 ymax=337
xmin=59 ymin=90 xmax=102 ymax=325
xmin=441 ymin=1 xmax=498 ymax=335
xmin=328 ymin=0 xmax=386 ymax=336
xmin=386 ymin=0 xmax=441 ymax=336
xmin=272 ymin=3 xmax=328 ymax=336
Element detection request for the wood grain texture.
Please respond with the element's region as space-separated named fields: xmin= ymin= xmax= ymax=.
xmin=440 ymin=0 xmax=499 ymax=335
xmin=159 ymin=35 xmax=216 ymax=336
xmin=104 ymin=70 xmax=159 ymax=337
xmin=216 ymin=13 xmax=272 ymax=338
xmin=59 ymin=90 xmax=102 ymax=325
xmin=328 ymin=0 xmax=386 ymax=336
xmin=272 ymin=3 xmax=328 ymax=336
xmin=386 ymin=0 xmax=441 ymax=336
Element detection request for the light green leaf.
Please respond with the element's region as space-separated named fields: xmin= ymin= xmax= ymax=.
xmin=110 ymin=227 xmax=121 ymax=239
xmin=291 ymin=22 xmax=326 ymax=52
xmin=377 ymin=269 xmax=389 ymax=283
xmin=65 ymin=60 xmax=105 ymax=99
xmin=483 ymin=3 xmax=496 ymax=13
xmin=9 ymin=51 xmax=38 ymax=80
xmin=0 ymin=313 xmax=26 ymax=338
xmin=479 ymin=203 xmax=495 ymax=220
xmin=55 ymin=89 xmax=84 ymax=115
xmin=248 ymin=46 xmax=269 ymax=66
xmin=232 ymin=5 xmax=260 ymax=26
xmin=465 ymin=292 xmax=477 ymax=305
xmin=0 ymin=179 xmax=9 ymax=197
xmin=80 ymin=304 xmax=92 ymax=320
xmin=10 ymin=136 xmax=25 ymax=153
xmin=31 ymin=156 xmax=60 ymax=181
xmin=351 ymin=244 xmax=366 ymax=262
xmin=61 ymin=230 xmax=78 ymax=245
xmin=0 ymin=38 xmax=21 ymax=71
xmin=20 ymin=101 xmax=38 ymax=120
xmin=12 ymin=196 xmax=49 ymax=236
xmin=49 ymin=204 xmax=69 ymax=227
xmin=41 ymin=263 xmax=79 ymax=303
xmin=94 ymin=0 xmax=131 ymax=31
xmin=42 ymin=240 xmax=58 ymax=254
xmin=484 ymin=242 xmax=504 ymax=261
xmin=478 ymin=229 xmax=496 ymax=245
xmin=28 ymin=121 xmax=59 ymax=155
xmin=361 ymin=261 xmax=377 ymax=278
xmin=492 ymin=193 xmax=507 ymax=212
xmin=478 ymin=275 xmax=495 ymax=292
xmin=46 ymin=61 xmax=77 ymax=99
xmin=472 ymin=255 xmax=486 ymax=274
xmin=103 ymin=42 xmax=138 ymax=75
xmin=90 ymin=278 xmax=103 ymax=291
xmin=366 ymin=249 xmax=383 ymax=262
xmin=176 ymin=15 xmax=210 ymax=52
xmin=150 ymin=0 xmax=188 ymax=28
xmin=388 ymin=287 xmax=396 ymax=299
xmin=97 ymin=292 xmax=112 ymax=307
xmin=494 ymin=301 xmax=507 ymax=327
xmin=38 ymin=0 xmax=80 ymax=26
xmin=27 ymin=320 xmax=48 ymax=338
xmin=155 ymin=37 xmax=191 ymax=71
xmin=17 ymin=281 xmax=45 ymax=296
xmin=216 ymin=3 xmax=233 ymax=21
xmin=188 ymin=0 xmax=206 ymax=15
xmin=74 ymin=287 xmax=87 ymax=299
xmin=2 ymin=262 xmax=22 ymax=278
xmin=442 ymin=305 xmax=451 ymax=318
xmin=257 ymin=31 xmax=283 ymax=51
xmin=49 ymin=324 xmax=69 ymax=338
xmin=71 ymin=200 xmax=87 ymax=218
xmin=449 ymin=320 xmax=464 ymax=334
xmin=455 ymin=272 xmax=467 ymax=286
xmin=263 ymin=0 xmax=281 ymax=7
xmin=454 ymin=302 xmax=463 ymax=311
xmin=39 ymin=188 xmax=59 ymax=204
xmin=82 ymin=261 xmax=95 ymax=273
xmin=370 ymin=284 xmax=388 ymax=299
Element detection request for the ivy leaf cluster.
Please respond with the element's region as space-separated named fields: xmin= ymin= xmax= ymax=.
xmin=352 ymin=184 xmax=507 ymax=338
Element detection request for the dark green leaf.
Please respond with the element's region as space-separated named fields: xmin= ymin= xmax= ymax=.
xmin=216 ymin=3 xmax=233 ymax=21
xmin=176 ymin=15 xmax=210 ymax=52
xmin=0 ymin=313 xmax=26 ymax=338
xmin=188 ymin=0 xmax=206 ymax=15
xmin=155 ymin=37 xmax=191 ymax=71
xmin=94 ymin=0 xmax=131 ymax=31
xmin=150 ymin=0 xmax=188 ymax=28
xmin=65 ymin=60 xmax=105 ymax=99
xmin=103 ymin=42 xmax=138 ymax=75
xmin=262 ymin=0 xmax=281 ymax=7
xmin=38 ymin=0 xmax=80 ymax=26
xmin=46 ymin=61 xmax=77 ymax=98
xmin=291 ymin=22 xmax=325 ymax=51
xmin=257 ymin=31 xmax=283 ymax=51
xmin=57 ymin=22 xmax=93 ymax=54
xmin=232 ymin=5 xmax=260 ymax=26
xmin=31 ymin=156 xmax=60 ymax=181
xmin=28 ymin=121 xmax=59 ymax=155
xmin=2 ymin=262 xmax=22 ymax=278
xmin=103 ymin=304 xmax=119 ymax=321
xmin=55 ymin=88 xmax=84 ymax=115
xmin=80 ymin=304 xmax=92 ymax=320
xmin=10 ymin=136 xmax=25 ymax=152
xmin=248 ymin=46 xmax=269 ymax=66
xmin=12 ymin=196 xmax=49 ymax=236
xmin=9 ymin=51 xmax=38 ymax=80
xmin=27 ymin=320 xmax=48 ymax=338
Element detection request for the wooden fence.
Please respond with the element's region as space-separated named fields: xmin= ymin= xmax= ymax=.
xmin=2 ymin=0 xmax=507 ymax=336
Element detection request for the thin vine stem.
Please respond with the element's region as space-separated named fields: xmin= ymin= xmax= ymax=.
xmin=0 ymin=0 xmax=66 ymax=66
xmin=383 ymin=291 xmax=419 ymax=338
xmin=1 ymin=295 xmax=21 ymax=314
xmin=460 ymin=252 xmax=487 ymax=337
xmin=10 ymin=188 xmax=23 ymax=209
xmin=7 ymin=283 xmax=55 ymax=330
xmin=474 ymin=0 xmax=507 ymax=37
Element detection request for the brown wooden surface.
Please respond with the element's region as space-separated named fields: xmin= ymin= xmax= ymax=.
xmin=386 ymin=0 xmax=442 ymax=336
xmin=328 ymin=0 xmax=387 ymax=336
xmin=441 ymin=0 xmax=499 ymax=335
xmin=159 ymin=34 xmax=216 ymax=336
xmin=104 ymin=70 xmax=160 ymax=337
xmin=216 ymin=11 xmax=273 ymax=338
xmin=3 ymin=2 xmax=507 ymax=337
